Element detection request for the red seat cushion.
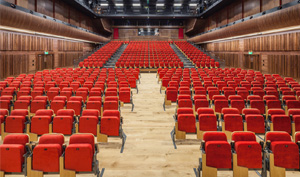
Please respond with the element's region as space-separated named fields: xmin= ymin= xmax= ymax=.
xmin=178 ymin=114 xmax=196 ymax=133
xmin=65 ymin=144 xmax=93 ymax=172
xmin=32 ymin=144 xmax=62 ymax=172
xmin=235 ymin=142 xmax=262 ymax=169
xmin=31 ymin=116 xmax=52 ymax=135
xmin=205 ymin=141 xmax=232 ymax=168
xmin=245 ymin=115 xmax=265 ymax=134
xmin=79 ymin=116 xmax=98 ymax=136
xmin=0 ymin=144 xmax=25 ymax=172
xmin=100 ymin=116 xmax=120 ymax=136
xmin=53 ymin=116 xmax=73 ymax=135
xmin=271 ymin=142 xmax=299 ymax=169
xmin=199 ymin=114 xmax=217 ymax=131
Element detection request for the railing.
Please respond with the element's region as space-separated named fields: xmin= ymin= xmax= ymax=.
xmin=73 ymin=41 xmax=110 ymax=68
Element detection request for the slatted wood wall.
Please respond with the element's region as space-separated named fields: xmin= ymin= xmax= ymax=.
xmin=201 ymin=31 xmax=300 ymax=80
xmin=0 ymin=30 xmax=94 ymax=80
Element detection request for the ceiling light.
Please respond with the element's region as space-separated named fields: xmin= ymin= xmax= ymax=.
xmin=174 ymin=3 xmax=181 ymax=6
xmin=132 ymin=3 xmax=140 ymax=6
xmin=189 ymin=3 xmax=198 ymax=6
xmin=100 ymin=3 xmax=108 ymax=6
xmin=115 ymin=3 xmax=123 ymax=6
xmin=156 ymin=3 xmax=164 ymax=6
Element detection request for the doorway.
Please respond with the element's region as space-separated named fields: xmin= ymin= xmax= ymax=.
xmin=36 ymin=54 xmax=54 ymax=71
xmin=244 ymin=54 xmax=261 ymax=71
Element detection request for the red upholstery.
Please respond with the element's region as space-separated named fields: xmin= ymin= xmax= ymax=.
xmin=198 ymin=114 xmax=217 ymax=131
xmin=5 ymin=116 xmax=25 ymax=133
xmin=166 ymin=87 xmax=178 ymax=102
xmin=178 ymin=114 xmax=196 ymax=133
xmin=205 ymin=141 xmax=232 ymax=168
xmin=0 ymin=144 xmax=25 ymax=172
xmin=178 ymin=99 xmax=193 ymax=108
xmin=235 ymin=142 xmax=262 ymax=168
xmin=245 ymin=114 xmax=265 ymax=134
xmin=32 ymin=144 xmax=62 ymax=172
xmin=53 ymin=116 xmax=73 ymax=135
xmin=271 ymin=115 xmax=291 ymax=134
xmin=67 ymin=101 xmax=82 ymax=115
xmin=103 ymin=101 xmax=118 ymax=111
xmin=65 ymin=144 xmax=93 ymax=172
xmin=0 ymin=134 xmax=29 ymax=172
xmin=79 ymin=116 xmax=98 ymax=136
xmin=250 ymin=100 xmax=265 ymax=114
xmin=31 ymin=116 xmax=52 ymax=135
xmin=100 ymin=116 xmax=120 ymax=136
xmin=293 ymin=115 xmax=300 ymax=132
xmin=224 ymin=114 xmax=243 ymax=132
xmin=214 ymin=100 xmax=229 ymax=113
xmin=271 ymin=142 xmax=299 ymax=169
xmin=39 ymin=134 xmax=64 ymax=146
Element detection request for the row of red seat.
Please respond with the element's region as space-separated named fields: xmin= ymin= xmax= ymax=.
xmin=195 ymin=131 xmax=300 ymax=176
xmin=0 ymin=133 xmax=102 ymax=176
xmin=174 ymin=41 xmax=220 ymax=68
xmin=116 ymin=41 xmax=184 ymax=68
xmin=161 ymin=69 xmax=300 ymax=176
xmin=79 ymin=41 xmax=123 ymax=68
xmin=160 ymin=67 xmax=300 ymax=176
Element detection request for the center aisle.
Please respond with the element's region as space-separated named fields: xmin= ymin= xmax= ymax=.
xmin=98 ymin=73 xmax=200 ymax=177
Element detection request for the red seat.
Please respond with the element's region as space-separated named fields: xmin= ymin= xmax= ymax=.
xmin=265 ymin=132 xmax=299 ymax=169
xmin=177 ymin=114 xmax=196 ymax=133
xmin=0 ymin=134 xmax=29 ymax=172
xmin=232 ymin=132 xmax=262 ymax=169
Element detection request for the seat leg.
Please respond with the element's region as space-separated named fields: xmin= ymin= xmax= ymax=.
xmin=0 ymin=171 xmax=4 ymax=177
xmin=59 ymin=156 xmax=76 ymax=177
xmin=233 ymin=153 xmax=248 ymax=177
xmin=97 ymin=124 xmax=108 ymax=142
xmin=202 ymin=154 xmax=217 ymax=177
xmin=27 ymin=157 xmax=43 ymax=177
xmin=175 ymin=122 xmax=186 ymax=139
xmin=269 ymin=153 xmax=286 ymax=177
xmin=196 ymin=123 xmax=204 ymax=140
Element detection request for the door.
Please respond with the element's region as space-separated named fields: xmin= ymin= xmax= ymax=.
xmin=36 ymin=54 xmax=54 ymax=71
xmin=244 ymin=54 xmax=261 ymax=71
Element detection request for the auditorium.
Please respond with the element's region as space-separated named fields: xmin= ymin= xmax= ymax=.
xmin=0 ymin=0 xmax=300 ymax=177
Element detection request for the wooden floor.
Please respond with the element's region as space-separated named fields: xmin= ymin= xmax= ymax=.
xmin=2 ymin=73 xmax=299 ymax=177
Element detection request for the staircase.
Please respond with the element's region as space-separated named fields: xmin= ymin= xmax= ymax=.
xmin=170 ymin=44 xmax=195 ymax=68
xmin=103 ymin=44 xmax=128 ymax=68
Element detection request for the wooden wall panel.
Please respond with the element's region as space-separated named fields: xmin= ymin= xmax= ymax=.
xmin=0 ymin=31 xmax=54 ymax=51
xmin=244 ymin=32 xmax=300 ymax=51
xmin=0 ymin=30 xmax=95 ymax=80
xmin=228 ymin=1 xmax=243 ymax=23
xmin=37 ymin=0 xmax=54 ymax=17
xmin=55 ymin=0 xmax=68 ymax=23
xmin=58 ymin=40 xmax=83 ymax=51
xmin=70 ymin=8 xmax=80 ymax=27
xmin=268 ymin=55 xmax=300 ymax=78
xmin=58 ymin=53 xmax=82 ymax=67
xmin=0 ymin=55 xmax=29 ymax=79
xmin=262 ymin=0 xmax=278 ymax=11
xmin=244 ymin=0 xmax=260 ymax=17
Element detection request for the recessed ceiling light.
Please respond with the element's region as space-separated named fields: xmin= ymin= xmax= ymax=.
xmin=174 ymin=3 xmax=181 ymax=6
xmin=189 ymin=3 xmax=198 ymax=6
xmin=115 ymin=3 xmax=123 ymax=6
xmin=156 ymin=3 xmax=164 ymax=6
xmin=133 ymin=3 xmax=140 ymax=6
xmin=100 ymin=3 xmax=108 ymax=6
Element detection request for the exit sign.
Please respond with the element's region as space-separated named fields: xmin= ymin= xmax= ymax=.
xmin=248 ymin=51 xmax=253 ymax=55
xmin=44 ymin=51 xmax=49 ymax=55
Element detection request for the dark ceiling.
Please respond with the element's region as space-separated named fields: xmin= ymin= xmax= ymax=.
xmin=62 ymin=0 xmax=234 ymax=19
